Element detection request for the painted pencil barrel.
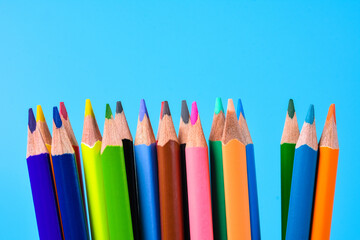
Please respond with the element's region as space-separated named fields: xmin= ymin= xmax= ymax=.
xmin=101 ymin=146 xmax=134 ymax=240
xmin=222 ymin=139 xmax=251 ymax=240
xmin=286 ymin=145 xmax=318 ymax=240
xmin=27 ymin=153 xmax=62 ymax=240
xmin=280 ymin=143 xmax=296 ymax=240
xmin=246 ymin=144 xmax=261 ymax=240
xmin=123 ymin=139 xmax=141 ymax=240
xmin=134 ymin=143 xmax=161 ymax=240
xmin=180 ymin=143 xmax=190 ymax=240
xmin=209 ymin=140 xmax=227 ymax=240
xmin=157 ymin=140 xmax=184 ymax=240
xmin=185 ymin=147 xmax=213 ymax=240
xmin=81 ymin=141 xmax=110 ymax=240
xmin=311 ymin=148 xmax=339 ymax=240
xmin=73 ymin=145 xmax=87 ymax=216
xmin=52 ymin=153 xmax=88 ymax=240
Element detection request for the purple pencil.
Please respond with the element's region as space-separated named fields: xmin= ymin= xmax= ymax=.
xmin=27 ymin=108 xmax=63 ymax=239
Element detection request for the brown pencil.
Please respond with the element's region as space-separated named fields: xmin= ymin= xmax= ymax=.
xmin=157 ymin=101 xmax=184 ymax=240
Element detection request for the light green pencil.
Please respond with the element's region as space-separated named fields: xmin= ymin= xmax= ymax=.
xmin=101 ymin=104 xmax=134 ymax=240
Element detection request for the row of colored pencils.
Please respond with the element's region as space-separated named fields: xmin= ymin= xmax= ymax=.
xmin=281 ymin=100 xmax=339 ymax=240
xmin=26 ymin=98 xmax=338 ymax=240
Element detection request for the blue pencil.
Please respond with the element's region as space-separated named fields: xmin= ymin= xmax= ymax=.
xmin=237 ymin=99 xmax=261 ymax=240
xmin=134 ymin=99 xmax=161 ymax=240
xmin=26 ymin=108 xmax=63 ymax=239
xmin=51 ymin=107 xmax=89 ymax=240
xmin=286 ymin=105 xmax=318 ymax=240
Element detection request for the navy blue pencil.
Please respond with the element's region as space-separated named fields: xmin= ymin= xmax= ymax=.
xmin=237 ymin=99 xmax=261 ymax=240
xmin=286 ymin=105 xmax=318 ymax=240
xmin=134 ymin=99 xmax=161 ymax=240
xmin=51 ymin=107 xmax=89 ymax=240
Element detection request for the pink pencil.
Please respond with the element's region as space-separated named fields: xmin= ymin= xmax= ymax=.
xmin=185 ymin=102 xmax=214 ymax=240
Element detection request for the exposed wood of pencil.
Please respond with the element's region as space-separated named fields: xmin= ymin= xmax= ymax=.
xmin=115 ymin=101 xmax=133 ymax=142
xmin=101 ymin=114 xmax=122 ymax=153
xmin=135 ymin=114 xmax=156 ymax=145
xmin=36 ymin=105 xmax=52 ymax=146
xmin=82 ymin=104 xmax=102 ymax=147
xmin=157 ymin=103 xmax=178 ymax=146
xmin=60 ymin=102 xmax=79 ymax=147
xmin=27 ymin=120 xmax=49 ymax=158
xmin=281 ymin=109 xmax=300 ymax=144
xmin=209 ymin=110 xmax=225 ymax=142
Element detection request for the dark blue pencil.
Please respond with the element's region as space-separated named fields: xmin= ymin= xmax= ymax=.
xmin=51 ymin=106 xmax=89 ymax=240
xmin=237 ymin=99 xmax=261 ymax=240
xmin=286 ymin=105 xmax=318 ymax=240
xmin=27 ymin=108 xmax=63 ymax=239
xmin=134 ymin=99 xmax=161 ymax=240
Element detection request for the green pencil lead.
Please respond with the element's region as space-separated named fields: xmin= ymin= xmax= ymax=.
xmin=105 ymin=104 xmax=113 ymax=119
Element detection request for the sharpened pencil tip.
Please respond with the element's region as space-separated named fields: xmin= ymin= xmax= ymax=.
xmin=227 ymin=99 xmax=235 ymax=113
xmin=36 ymin=105 xmax=46 ymax=122
xmin=28 ymin=108 xmax=36 ymax=133
xmin=181 ymin=100 xmax=190 ymax=124
xmin=237 ymin=99 xmax=245 ymax=119
xmin=190 ymin=101 xmax=198 ymax=125
xmin=59 ymin=102 xmax=68 ymax=120
xmin=287 ymin=99 xmax=295 ymax=119
xmin=53 ymin=107 xmax=62 ymax=128
xmin=105 ymin=104 xmax=113 ymax=119
xmin=116 ymin=101 xmax=123 ymax=114
xmin=161 ymin=101 xmax=171 ymax=119
xmin=305 ymin=104 xmax=315 ymax=124
xmin=327 ymin=104 xmax=336 ymax=124
xmin=214 ymin=97 xmax=224 ymax=115
xmin=85 ymin=99 xmax=95 ymax=118
xmin=139 ymin=99 xmax=148 ymax=121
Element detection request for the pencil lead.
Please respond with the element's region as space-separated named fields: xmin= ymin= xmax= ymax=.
xmin=85 ymin=99 xmax=95 ymax=118
xmin=287 ymin=99 xmax=295 ymax=119
xmin=59 ymin=102 xmax=68 ymax=120
xmin=227 ymin=99 xmax=235 ymax=113
xmin=116 ymin=101 xmax=123 ymax=114
xmin=36 ymin=105 xmax=46 ymax=122
xmin=161 ymin=101 xmax=171 ymax=119
xmin=190 ymin=101 xmax=198 ymax=125
xmin=305 ymin=104 xmax=315 ymax=124
xmin=237 ymin=99 xmax=245 ymax=119
xmin=53 ymin=107 xmax=62 ymax=128
xmin=327 ymin=104 xmax=336 ymax=124
xmin=214 ymin=97 xmax=224 ymax=114
xmin=139 ymin=99 xmax=148 ymax=121
xmin=28 ymin=108 xmax=36 ymax=133
xmin=105 ymin=104 xmax=113 ymax=119
xmin=181 ymin=100 xmax=190 ymax=124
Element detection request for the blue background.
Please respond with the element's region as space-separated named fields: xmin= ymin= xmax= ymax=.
xmin=1 ymin=1 xmax=359 ymax=239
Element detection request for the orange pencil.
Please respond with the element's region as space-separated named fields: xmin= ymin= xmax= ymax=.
xmin=221 ymin=99 xmax=251 ymax=240
xmin=311 ymin=104 xmax=339 ymax=240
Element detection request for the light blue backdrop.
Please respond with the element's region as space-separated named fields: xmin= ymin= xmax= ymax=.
xmin=0 ymin=1 xmax=359 ymax=239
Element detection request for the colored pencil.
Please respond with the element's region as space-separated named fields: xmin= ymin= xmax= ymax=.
xmin=286 ymin=105 xmax=318 ymax=240
xmin=222 ymin=99 xmax=251 ymax=240
xmin=134 ymin=99 xmax=161 ymax=240
xmin=36 ymin=105 xmax=64 ymax=238
xmin=36 ymin=105 xmax=52 ymax=155
xmin=26 ymin=108 xmax=62 ymax=240
xmin=237 ymin=99 xmax=261 ymax=240
xmin=101 ymin=104 xmax=133 ymax=240
xmin=185 ymin=102 xmax=213 ymax=240
xmin=157 ymin=101 xmax=184 ymax=240
xmin=59 ymin=102 xmax=87 ymax=219
xmin=280 ymin=99 xmax=299 ymax=240
xmin=115 ymin=101 xmax=140 ymax=240
xmin=51 ymin=106 xmax=88 ymax=240
xmin=81 ymin=99 xmax=110 ymax=239
xmin=209 ymin=97 xmax=227 ymax=240
xmin=178 ymin=100 xmax=191 ymax=240
xmin=311 ymin=104 xmax=339 ymax=240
